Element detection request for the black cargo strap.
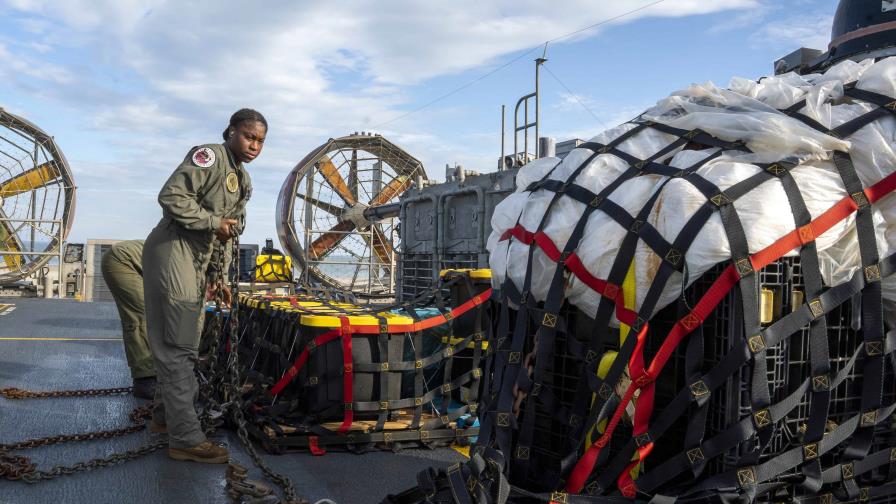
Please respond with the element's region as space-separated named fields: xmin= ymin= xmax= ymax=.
xmin=831 ymin=152 xmax=885 ymax=477
xmin=779 ymin=165 xmax=832 ymax=493
xmin=572 ymin=88 xmax=896 ymax=500
xmin=596 ymin=252 xmax=895 ymax=497
xmin=637 ymin=341 xmax=863 ymax=492
xmin=410 ymin=83 xmax=896 ymax=504
xmin=236 ymin=271 xmax=488 ymax=453
xmin=568 ymin=149 xmax=727 ymax=471
xmin=514 ymin=131 xmax=712 ymax=481
xmin=680 ymin=401 xmax=896 ymax=498
xmin=579 ymin=159 xmax=822 ymax=492
xmin=489 ymin=131 xmax=629 ymax=466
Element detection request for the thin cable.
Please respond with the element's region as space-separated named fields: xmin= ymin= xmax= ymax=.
xmin=370 ymin=0 xmax=667 ymax=129
xmin=371 ymin=46 xmax=541 ymax=129
xmin=546 ymin=0 xmax=666 ymax=44
xmin=542 ymin=65 xmax=608 ymax=129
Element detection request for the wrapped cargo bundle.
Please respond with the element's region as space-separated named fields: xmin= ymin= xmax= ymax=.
xmin=387 ymin=58 xmax=896 ymax=503
xmin=489 ymin=58 xmax=896 ymax=320
xmin=227 ymin=272 xmax=492 ymax=453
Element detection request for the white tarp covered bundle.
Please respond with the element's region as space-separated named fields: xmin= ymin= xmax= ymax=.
xmin=488 ymin=57 xmax=896 ymax=324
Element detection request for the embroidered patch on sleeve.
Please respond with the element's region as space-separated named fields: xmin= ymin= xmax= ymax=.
xmin=191 ymin=147 xmax=215 ymax=168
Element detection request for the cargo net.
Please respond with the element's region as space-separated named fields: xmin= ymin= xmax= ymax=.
xmin=386 ymin=58 xmax=896 ymax=503
xmin=220 ymin=271 xmax=492 ymax=454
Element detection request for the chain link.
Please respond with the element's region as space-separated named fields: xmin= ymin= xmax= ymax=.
xmin=19 ymin=439 xmax=168 ymax=483
xmin=198 ymin=256 xmax=227 ymax=432
xmin=0 ymin=232 xmax=308 ymax=503
xmin=214 ymin=231 xmax=306 ymax=504
xmin=0 ymin=405 xmax=153 ymax=452
xmin=0 ymin=392 xmax=165 ymax=482
xmin=1 ymin=386 xmax=133 ymax=399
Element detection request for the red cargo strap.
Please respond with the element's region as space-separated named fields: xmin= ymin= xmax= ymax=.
xmin=501 ymin=226 xmax=640 ymax=326
xmin=339 ymin=316 xmax=354 ymax=434
xmin=617 ymin=328 xmax=655 ymax=498
xmin=565 ymin=325 xmax=649 ymax=493
xmin=308 ymin=436 xmax=327 ymax=456
xmin=268 ymin=289 xmax=493 ymax=397
xmin=270 ymin=328 xmax=340 ymax=396
xmin=565 ymin=172 xmax=896 ymax=494
xmin=534 ymin=231 xmax=562 ymax=262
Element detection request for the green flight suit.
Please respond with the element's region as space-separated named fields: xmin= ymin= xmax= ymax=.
xmin=101 ymin=239 xmax=155 ymax=379
xmin=143 ymin=143 xmax=251 ymax=449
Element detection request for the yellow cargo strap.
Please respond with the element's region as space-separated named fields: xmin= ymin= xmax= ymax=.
xmin=585 ymin=260 xmax=640 ymax=477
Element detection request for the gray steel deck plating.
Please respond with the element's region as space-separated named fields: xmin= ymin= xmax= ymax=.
xmin=0 ymin=298 xmax=463 ymax=504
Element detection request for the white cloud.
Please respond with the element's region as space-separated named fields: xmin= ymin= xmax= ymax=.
xmin=92 ymin=101 xmax=191 ymax=134
xmin=751 ymin=14 xmax=833 ymax=51
xmin=707 ymin=3 xmax=774 ymax=34
xmin=0 ymin=0 xmax=762 ymax=245
xmin=556 ymin=92 xmax=596 ymax=111
xmin=0 ymin=42 xmax=71 ymax=83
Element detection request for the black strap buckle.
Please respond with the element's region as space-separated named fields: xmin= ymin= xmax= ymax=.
xmin=686 ymin=448 xmax=705 ymax=465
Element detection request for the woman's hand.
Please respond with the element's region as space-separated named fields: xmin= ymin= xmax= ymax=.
xmin=215 ymin=218 xmax=239 ymax=241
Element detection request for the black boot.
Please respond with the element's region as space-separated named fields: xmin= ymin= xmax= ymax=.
xmin=133 ymin=376 xmax=157 ymax=400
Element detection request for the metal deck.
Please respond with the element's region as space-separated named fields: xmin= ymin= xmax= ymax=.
xmin=0 ymin=298 xmax=464 ymax=504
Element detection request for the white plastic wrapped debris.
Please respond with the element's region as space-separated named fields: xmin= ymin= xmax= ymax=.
xmin=488 ymin=57 xmax=896 ymax=324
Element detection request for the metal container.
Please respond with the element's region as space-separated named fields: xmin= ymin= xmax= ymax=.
xmin=397 ymin=168 xmax=517 ymax=301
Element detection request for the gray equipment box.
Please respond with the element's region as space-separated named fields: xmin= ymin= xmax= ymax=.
xmin=398 ymin=169 xmax=518 ymax=301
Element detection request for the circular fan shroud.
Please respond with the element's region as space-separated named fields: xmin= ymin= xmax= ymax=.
xmin=0 ymin=109 xmax=76 ymax=283
xmin=276 ymin=134 xmax=426 ymax=298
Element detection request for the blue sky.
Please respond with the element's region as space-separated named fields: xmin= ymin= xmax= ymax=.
xmin=0 ymin=0 xmax=839 ymax=247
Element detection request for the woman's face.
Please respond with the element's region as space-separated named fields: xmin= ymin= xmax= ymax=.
xmin=229 ymin=120 xmax=266 ymax=163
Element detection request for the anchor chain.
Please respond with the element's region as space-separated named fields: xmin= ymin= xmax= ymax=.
xmin=211 ymin=229 xmax=307 ymax=504
xmin=198 ymin=248 xmax=228 ymax=432
xmin=0 ymin=392 xmax=166 ymax=482
xmin=0 ymin=233 xmax=309 ymax=502
xmin=0 ymin=405 xmax=153 ymax=452
xmin=1 ymin=386 xmax=133 ymax=399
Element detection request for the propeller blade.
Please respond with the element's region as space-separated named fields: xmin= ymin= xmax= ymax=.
xmin=0 ymin=162 xmax=60 ymax=198
xmin=367 ymin=224 xmax=394 ymax=267
xmin=297 ymin=193 xmax=344 ymax=217
xmin=0 ymin=211 xmax=24 ymax=271
xmin=370 ymin=176 xmax=411 ymax=207
xmin=318 ymin=156 xmax=356 ymax=206
xmin=309 ymin=220 xmax=355 ymax=260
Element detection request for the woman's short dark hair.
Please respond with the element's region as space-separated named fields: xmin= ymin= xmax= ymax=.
xmin=223 ymin=108 xmax=268 ymax=140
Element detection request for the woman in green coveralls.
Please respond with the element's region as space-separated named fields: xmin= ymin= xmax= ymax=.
xmin=143 ymin=109 xmax=266 ymax=463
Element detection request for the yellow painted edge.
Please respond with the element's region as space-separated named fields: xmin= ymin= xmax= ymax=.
xmin=300 ymin=313 xmax=415 ymax=328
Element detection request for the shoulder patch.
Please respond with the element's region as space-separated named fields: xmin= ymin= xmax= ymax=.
xmin=191 ymin=147 xmax=216 ymax=168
